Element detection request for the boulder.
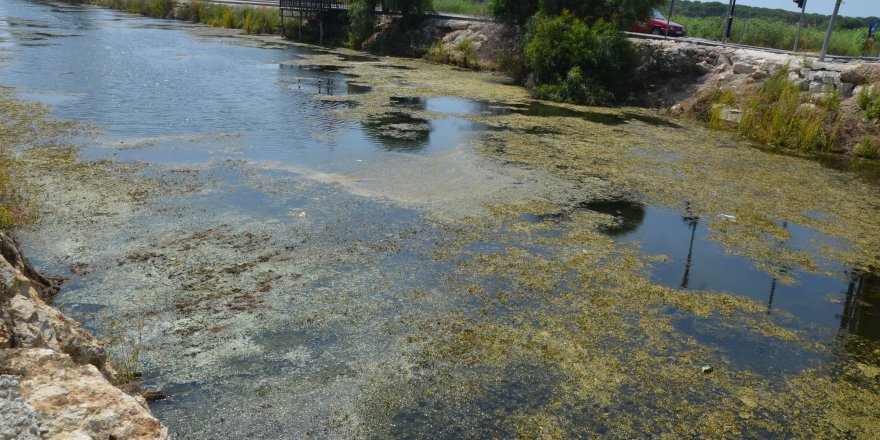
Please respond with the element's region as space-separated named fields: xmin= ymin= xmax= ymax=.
xmin=733 ymin=62 xmax=756 ymax=75
xmin=751 ymin=70 xmax=769 ymax=80
xmin=0 ymin=349 xmax=168 ymax=439
xmin=840 ymin=63 xmax=880 ymax=85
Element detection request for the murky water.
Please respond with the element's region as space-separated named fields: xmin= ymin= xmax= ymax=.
xmin=2 ymin=1 xmax=879 ymax=438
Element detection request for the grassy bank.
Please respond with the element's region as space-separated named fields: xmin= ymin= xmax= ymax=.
xmin=81 ymin=0 xmax=287 ymax=36
xmin=675 ymin=16 xmax=871 ymax=57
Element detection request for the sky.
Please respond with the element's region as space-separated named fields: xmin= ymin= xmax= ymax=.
xmin=686 ymin=0 xmax=876 ymax=17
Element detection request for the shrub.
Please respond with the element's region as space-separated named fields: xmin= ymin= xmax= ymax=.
xmin=348 ymin=0 xmax=377 ymax=49
xmin=857 ymin=84 xmax=880 ymax=120
xmin=489 ymin=0 xmax=538 ymax=24
xmin=524 ymin=12 xmax=638 ymax=105
xmin=854 ymin=138 xmax=878 ymax=159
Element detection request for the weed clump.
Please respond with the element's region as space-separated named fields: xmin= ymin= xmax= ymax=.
xmin=854 ymin=137 xmax=879 ymax=159
xmin=857 ymin=84 xmax=880 ymax=121
xmin=738 ymin=67 xmax=838 ymax=152
xmin=426 ymin=37 xmax=479 ymax=70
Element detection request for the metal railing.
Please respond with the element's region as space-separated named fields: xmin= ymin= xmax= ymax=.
xmin=279 ymin=0 xmax=353 ymax=11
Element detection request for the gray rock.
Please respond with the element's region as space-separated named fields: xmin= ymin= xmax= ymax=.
xmin=0 ymin=375 xmax=41 ymax=440
xmin=809 ymin=81 xmax=832 ymax=93
xmin=841 ymin=63 xmax=880 ymax=85
xmin=733 ymin=62 xmax=756 ymax=74
xmin=799 ymin=79 xmax=812 ymax=91
xmin=751 ymin=70 xmax=769 ymax=80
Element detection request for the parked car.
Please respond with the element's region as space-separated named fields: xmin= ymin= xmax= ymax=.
xmin=630 ymin=10 xmax=687 ymax=37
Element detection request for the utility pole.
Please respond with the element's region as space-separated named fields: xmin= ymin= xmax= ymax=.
xmin=666 ymin=0 xmax=676 ymax=37
xmin=793 ymin=0 xmax=807 ymax=52
xmin=819 ymin=0 xmax=843 ymax=62
xmin=722 ymin=0 xmax=737 ymax=44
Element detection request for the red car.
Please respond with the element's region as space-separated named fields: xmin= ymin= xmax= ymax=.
xmin=631 ymin=10 xmax=687 ymax=37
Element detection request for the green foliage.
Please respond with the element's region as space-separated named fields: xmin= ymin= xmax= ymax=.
xmin=89 ymin=0 xmax=282 ymax=35
xmin=854 ymin=138 xmax=879 ymax=159
xmin=524 ymin=12 xmax=638 ymax=105
xmin=381 ymin=0 xmax=433 ymax=18
xmin=426 ymin=38 xmax=479 ymax=69
xmin=489 ymin=0 xmax=538 ymax=24
xmin=673 ymin=15 xmax=872 ymax=57
xmin=738 ymin=68 xmax=837 ymax=152
xmin=348 ymin=0 xmax=377 ymax=49
xmin=858 ymin=84 xmax=880 ymax=120
xmin=538 ymin=0 xmax=663 ymax=26
xmin=490 ymin=0 xmax=660 ymax=25
xmin=667 ymin=0 xmax=879 ymax=31
xmin=432 ymin=0 xmax=489 ymax=16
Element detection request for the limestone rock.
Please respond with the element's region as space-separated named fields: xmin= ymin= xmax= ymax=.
xmin=0 ymin=252 xmax=107 ymax=369
xmin=840 ymin=63 xmax=880 ymax=85
xmin=0 ymin=349 xmax=167 ymax=440
xmin=733 ymin=62 xmax=755 ymax=75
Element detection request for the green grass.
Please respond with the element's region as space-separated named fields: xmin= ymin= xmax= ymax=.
xmin=85 ymin=0 xmax=286 ymax=36
xmin=431 ymin=0 xmax=488 ymax=16
xmin=674 ymin=16 xmax=871 ymax=57
xmin=857 ymin=84 xmax=880 ymax=120
xmin=737 ymin=67 xmax=838 ymax=152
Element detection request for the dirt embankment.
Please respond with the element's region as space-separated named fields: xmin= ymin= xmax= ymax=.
xmin=627 ymin=39 xmax=880 ymax=156
xmin=362 ymin=16 xmax=879 ymax=157
xmin=0 ymin=232 xmax=167 ymax=439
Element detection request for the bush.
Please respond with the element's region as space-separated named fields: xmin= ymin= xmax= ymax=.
xmin=857 ymin=84 xmax=880 ymax=120
xmin=489 ymin=0 xmax=538 ymax=24
xmin=854 ymin=138 xmax=879 ymax=159
xmin=348 ymin=0 xmax=377 ymax=49
xmin=382 ymin=0 xmax=433 ymax=18
xmin=524 ymin=12 xmax=638 ymax=105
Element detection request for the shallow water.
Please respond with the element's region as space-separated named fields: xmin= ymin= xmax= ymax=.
xmin=2 ymin=1 xmax=879 ymax=438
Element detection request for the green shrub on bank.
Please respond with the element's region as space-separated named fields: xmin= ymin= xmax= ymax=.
xmin=738 ymin=67 xmax=837 ymax=152
xmin=348 ymin=0 xmax=376 ymax=49
xmin=524 ymin=12 xmax=638 ymax=105
xmin=854 ymin=138 xmax=879 ymax=159
xmin=857 ymin=84 xmax=880 ymax=120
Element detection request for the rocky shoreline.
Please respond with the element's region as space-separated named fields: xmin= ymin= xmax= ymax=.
xmin=0 ymin=232 xmax=167 ymax=439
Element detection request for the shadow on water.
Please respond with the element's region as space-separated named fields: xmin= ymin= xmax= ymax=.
xmin=388 ymin=97 xmax=682 ymax=128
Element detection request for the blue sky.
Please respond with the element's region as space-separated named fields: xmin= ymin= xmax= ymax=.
xmin=686 ymin=1 xmax=876 ymax=17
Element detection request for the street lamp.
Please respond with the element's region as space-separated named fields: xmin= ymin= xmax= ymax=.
xmin=722 ymin=0 xmax=737 ymax=44
xmin=819 ymin=0 xmax=844 ymax=62
xmin=793 ymin=0 xmax=807 ymax=52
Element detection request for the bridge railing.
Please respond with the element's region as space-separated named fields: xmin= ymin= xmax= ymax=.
xmin=279 ymin=0 xmax=353 ymax=11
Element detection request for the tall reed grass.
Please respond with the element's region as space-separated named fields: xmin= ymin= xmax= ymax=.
xmin=737 ymin=67 xmax=838 ymax=152
xmin=84 ymin=0 xmax=284 ymax=36
xmin=674 ymin=16 xmax=871 ymax=57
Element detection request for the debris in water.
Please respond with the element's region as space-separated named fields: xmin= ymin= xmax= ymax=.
xmin=701 ymin=365 xmax=714 ymax=374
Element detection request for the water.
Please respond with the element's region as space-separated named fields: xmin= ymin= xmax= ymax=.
xmin=2 ymin=1 xmax=879 ymax=437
